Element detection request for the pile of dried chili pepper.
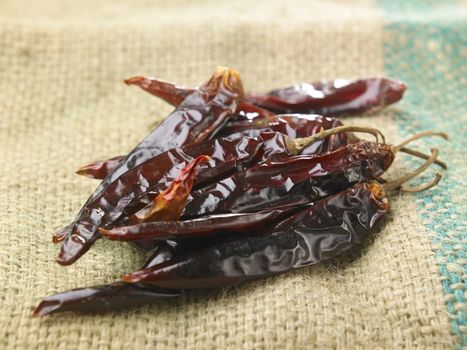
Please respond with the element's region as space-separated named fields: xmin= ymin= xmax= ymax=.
xmin=34 ymin=67 xmax=448 ymax=317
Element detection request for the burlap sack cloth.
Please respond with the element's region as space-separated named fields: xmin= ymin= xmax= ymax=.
xmin=0 ymin=1 xmax=464 ymax=349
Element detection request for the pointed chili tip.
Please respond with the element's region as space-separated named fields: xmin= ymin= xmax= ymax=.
xmin=121 ymin=273 xmax=137 ymax=283
xmin=195 ymin=154 xmax=211 ymax=163
xmin=55 ymin=237 xmax=88 ymax=266
xmin=32 ymin=299 xmax=61 ymax=317
xmin=124 ymin=76 xmax=146 ymax=85
xmin=75 ymin=164 xmax=96 ymax=178
xmin=52 ymin=226 xmax=69 ymax=243
xmin=382 ymin=78 xmax=408 ymax=105
xmin=97 ymin=227 xmax=115 ymax=239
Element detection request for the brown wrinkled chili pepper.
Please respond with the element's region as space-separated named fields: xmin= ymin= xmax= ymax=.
xmin=74 ymin=76 xmax=406 ymax=179
xmin=55 ymin=67 xmax=244 ymax=265
xmin=121 ymin=181 xmax=390 ymax=289
xmin=76 ymin=114 xmax=347 ymax=180
xmin=99 ymin=206 xmax=303 ymax=241
xmin=33 ymin=283 xmax=181 ymax=317
xmin=124 ymin=75 xmax=274 ymax=118
xmin=244 ymin=77 xmax=407 ymax=116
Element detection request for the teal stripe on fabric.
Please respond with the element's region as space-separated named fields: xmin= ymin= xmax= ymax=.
xmin=377 ymin=0 xmax=467 ymax=348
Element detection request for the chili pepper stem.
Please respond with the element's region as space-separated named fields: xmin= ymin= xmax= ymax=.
xmin=289 ymin=125 xmax=386 ymax=154
xmin=383 ymin=148 xmax=440 ymax=192
xmin=401 ymin=173 xmax=442 ymax=193
xmin=399 ymin=147 xmax=447 ymax=169
xmin=392 ymin=131 xmax=448 ymax=153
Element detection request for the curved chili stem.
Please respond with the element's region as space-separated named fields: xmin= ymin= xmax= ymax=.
xmin=383 ymin=148 xmax=439 ymax=192
xmin=392 ymin=131 xmax=448 ymax=153
xmin=399 ymin=147 xmax=447 ymax=169
xmin=401 ymin=172 xmax=442 ymax=193
xmin=289 ymin=125 xmax=385 ymax=154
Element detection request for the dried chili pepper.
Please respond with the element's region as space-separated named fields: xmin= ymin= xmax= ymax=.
xmin=99 ymin=206 xmax=302 ymax=241
xmin=244 ymin=77 xmax=407 ymax=116
xmin=55 ymin=67 xmax=244 ymax=265
xmin=76 ymin=114 xmax=347 ymax=180
xmin=122 ymin=150 xmax=440 ymax=289
xmin=124 ymin=75 xmax=274 ymax=118
xmin=32 ymin=283 xmax=181 ymax=317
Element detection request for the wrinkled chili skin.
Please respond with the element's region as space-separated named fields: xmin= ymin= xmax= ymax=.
xmin=32 ymin=282 xmax=181 ymax=317
xmin=56 ymin=135 xmax=268 ymax=264
xmin=219 ymin=114 xmax=347 ymax=155
xmin=244 ymin=78 xmax=406 ymax=116
xmin=181 ymin=142 xmax=394 ymax=218
xmin=76 ymin=114 xmax=347 ymax=180
xmin=101 ymin=206 xmax=304 ymax=241
xmin=123 ymin=182 xmax=388 ymax=289
xmin=111 ymin=131 xmax=317 ymax=227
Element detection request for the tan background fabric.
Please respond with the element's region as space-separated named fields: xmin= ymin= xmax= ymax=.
xmin=0 ymin=1 xmax=456 ymax=348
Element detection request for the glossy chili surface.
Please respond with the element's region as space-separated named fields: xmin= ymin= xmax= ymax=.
xmin=123 ymin=182 xmax=389 ymax=289
xmin=100 ymin=206 xmax=303 ymax=241
xmin=245 ymin=78 xmax=406 ymax=116
xmin=181 ymin=142 xmax=394 ymax=218
xmin=33 ymin=283 xmax=181 ymax=317
xmin=76 ymin=114 xmax=347 ymax=180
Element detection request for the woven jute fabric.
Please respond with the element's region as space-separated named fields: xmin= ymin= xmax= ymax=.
xmin=0 ymin=1 xmax=460 ymax=349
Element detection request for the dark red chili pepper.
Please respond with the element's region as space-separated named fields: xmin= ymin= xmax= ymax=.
xmin=122 ymin=181 xmax=389 ymax=289
xmin=181 ymin=140 xmax=394 ymax=219
xmin=244 ymin=77 xmax=407 ymax=116
xmin=76 ymin=114 xmax=347 ymax=180
xmin=32 ymin=283 xmax=181 ymax=317
xmin=99 ymin=206 xmax=303 ymax=241
xmin=124 ymin=75 xmax=274 ymax=118
xmin=54 ymin=67 xmax=244 ymax=265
